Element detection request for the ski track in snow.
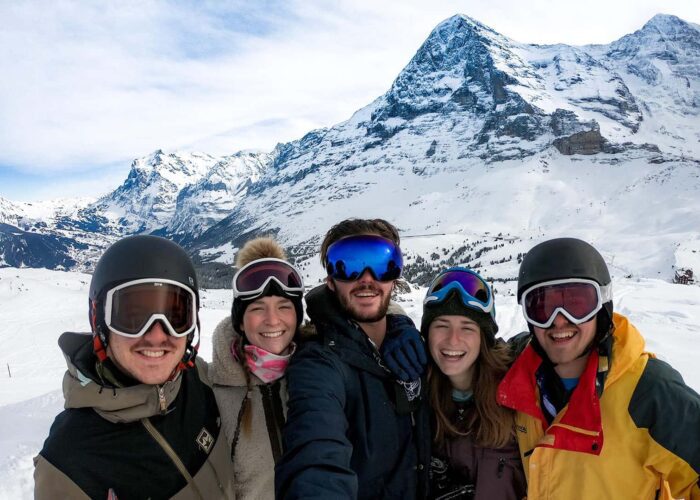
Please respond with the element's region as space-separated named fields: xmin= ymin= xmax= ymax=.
xmin=0 ymin=268 xmax=698 ymax=498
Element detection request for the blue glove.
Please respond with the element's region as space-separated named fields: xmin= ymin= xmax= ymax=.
xmin=382 ymin=317 xmax=428 ymax=381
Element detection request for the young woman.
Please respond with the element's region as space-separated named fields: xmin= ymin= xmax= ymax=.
xmin=422 ymin=267 xmax=526 ymax=500
xmin=209 ymin=237 xmax=304 ymax=499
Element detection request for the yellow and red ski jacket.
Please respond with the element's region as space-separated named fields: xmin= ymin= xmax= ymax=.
xmin=498 ymin=313 xmax=700 ymax=499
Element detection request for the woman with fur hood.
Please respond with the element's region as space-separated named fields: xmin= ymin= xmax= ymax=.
xmin=209 ymin=237 xmax=305 ymax=499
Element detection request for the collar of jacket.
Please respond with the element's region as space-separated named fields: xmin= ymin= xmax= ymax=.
xmin=58 ymin=332 xmax=187 ymax=424
xmin=209 ymin=315 xmax=269 ymax=387
xmin=306 ymin=283 xmax=391 ymax=378
xmin=497 ymin=314 xmax=646 ymax=455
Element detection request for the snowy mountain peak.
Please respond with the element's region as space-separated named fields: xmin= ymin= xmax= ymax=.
xmin=606 ymin=13 xmax=700 ymax=62
xmin=641 ymin=13 xmax=699 ymax=37
xmin=381 ymin=12 xmax=520 ymax=114
xmin=432 ymin=14 xmax=501 ymax=40
xmin=129 ymin=149 xmax=216 ymax=181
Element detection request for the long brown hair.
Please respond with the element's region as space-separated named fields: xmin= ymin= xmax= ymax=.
xmin=429 ymin=324 xmax=515 ymax=449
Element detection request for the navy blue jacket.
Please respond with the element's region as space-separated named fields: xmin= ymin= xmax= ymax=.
xmin=275 ymin=285 xmax=430 ymax=499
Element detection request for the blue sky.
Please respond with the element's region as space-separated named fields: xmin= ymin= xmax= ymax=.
xmin=1 ymin=0 xmax=699 ymax=201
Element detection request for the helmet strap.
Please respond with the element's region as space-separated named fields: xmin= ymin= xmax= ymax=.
xmin=171 ymin=322 xmax=200 ymax=377
xmin=90 ymin=298 xmax=110 ymax=362
xmin=93 ymin=334 xmax=109 ymax=362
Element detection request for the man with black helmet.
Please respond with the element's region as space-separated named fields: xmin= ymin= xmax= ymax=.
xmin=34 ymin=235 xmax=234 ymax=499
xmin=498 ymin=237 xmax=700 ymax=499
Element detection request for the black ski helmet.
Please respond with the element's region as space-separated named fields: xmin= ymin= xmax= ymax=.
xmin=88 ymin=235 xmax=200 ymax=365
xmin=518 ymin=237 xmax=613 ymax=341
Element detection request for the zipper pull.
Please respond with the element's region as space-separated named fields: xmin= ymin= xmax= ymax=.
xmin=157 ymin=385 xmax=167 ymax=413
xmin=497 ymin=457 xmax=505 ymax=478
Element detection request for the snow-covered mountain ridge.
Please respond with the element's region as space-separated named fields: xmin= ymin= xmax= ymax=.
xmin=1 ymin=13 xmax=699 ymax=288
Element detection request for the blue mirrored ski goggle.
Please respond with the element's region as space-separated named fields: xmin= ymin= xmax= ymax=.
xmin=325 ymin=234 xmax=403 ymax=282
xmin=423 ymin=267 xmax=496 ymax=320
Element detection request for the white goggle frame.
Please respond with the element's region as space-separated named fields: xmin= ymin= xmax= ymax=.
xmin=104 ymin=278 xmax=198 ymax=338
xmin=232 ymin=258 xmax=305 ymax=300
xmin=520 ymin=278 xmax=612 ymax=329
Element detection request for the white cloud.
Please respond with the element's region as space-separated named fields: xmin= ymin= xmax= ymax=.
xmin=0 ymin=0 xmax=698 ymax=186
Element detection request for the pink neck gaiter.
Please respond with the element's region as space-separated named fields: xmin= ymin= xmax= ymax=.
xmin=233 ymin=342 xmax=296 ymax=383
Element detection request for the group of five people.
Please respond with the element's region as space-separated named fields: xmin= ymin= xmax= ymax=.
xmin=35 ymin=218 xmax=700 ymax=499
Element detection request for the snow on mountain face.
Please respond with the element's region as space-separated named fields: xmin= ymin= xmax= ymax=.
xmin=166 ymin=151 xmax=270 ymax=241
xmin=2 ymin=13 xmax=700 ymax=284
xmin=0 ymin=197 xmax=25 ymax=228
xmin=587 ymin=14 xmax=700 ymax=158
xmin=191 ymin=13 xmax=700 ymax=286
xmin=93 ymin=150 xmax=220 ymax=234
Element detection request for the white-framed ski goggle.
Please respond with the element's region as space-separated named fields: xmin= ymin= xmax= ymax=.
xmin=232 ymin=258 xmax=304 ymax=300
xmin=520 ymin=278 xmax=612 ymax=329
xmin=104 ymin=278 xmax=198 ymax=338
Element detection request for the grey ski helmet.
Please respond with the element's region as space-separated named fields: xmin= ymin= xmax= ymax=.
xmin=518 ymin=237 xmax=613 ymax=340
xmin=88 ymin=235 xmax=200 ymax=365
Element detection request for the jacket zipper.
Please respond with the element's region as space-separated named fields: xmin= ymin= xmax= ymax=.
xmin=260 ymin=382 xmax=285 ymax=462
xmin=157 ymin=385 xmax=167 ymax=413
xmin=497 ymin=457 xmax=505 ymax=478
xmin=141 ymin=417 xmax=205 ymax=500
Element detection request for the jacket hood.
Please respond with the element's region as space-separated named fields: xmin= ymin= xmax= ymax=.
xmin=58 ymin=332 xmax=191 ymax=423
xmin=305 ymin=283 xmax=342 ymax=326
xmin=209 ymin=315 xmax=268 ymax=387
xmin=603 ymin=313 xmax=646 ymax=387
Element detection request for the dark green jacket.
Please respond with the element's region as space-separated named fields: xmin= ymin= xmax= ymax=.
xmin=34 ymin=332 xmax=234 ymax=500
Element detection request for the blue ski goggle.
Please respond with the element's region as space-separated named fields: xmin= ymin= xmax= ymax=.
xmin=325 ymin=234 xmax=403 ymax=282
xmin=423 ymin=267 xmax=496 ymax=321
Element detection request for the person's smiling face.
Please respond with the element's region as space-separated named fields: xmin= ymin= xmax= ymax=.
xmin=533 ymin=313 xmax=597 ymax=378
xmin=328 ymin=269 xmax=393 ymax=324
xmin=107 ymin=321 xmax=187 ymax=384
xmin=241 ymin=295 xmax=297 ymax=355
xmin=428 ymin=315 xmax=481 ymax=390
